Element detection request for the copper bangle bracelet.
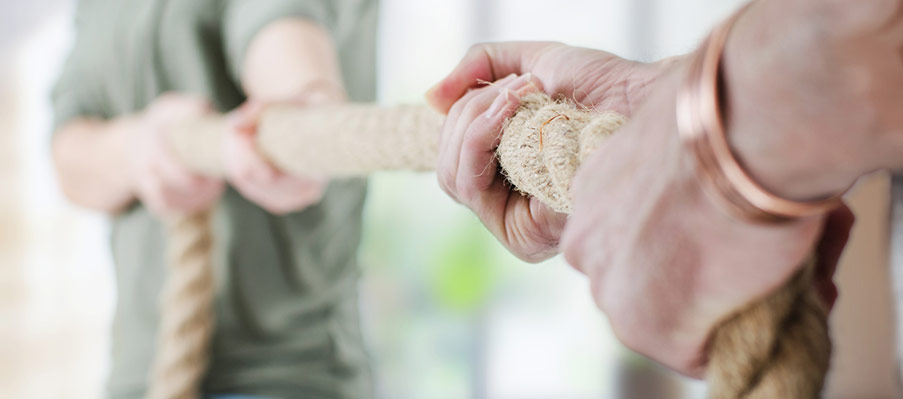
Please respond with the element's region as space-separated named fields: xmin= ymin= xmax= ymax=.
xmin=675 ymin=3 xmax=844 ymax=223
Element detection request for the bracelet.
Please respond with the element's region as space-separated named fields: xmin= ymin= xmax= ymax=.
xmin=675 ymin=2 xmax=844 ymax=223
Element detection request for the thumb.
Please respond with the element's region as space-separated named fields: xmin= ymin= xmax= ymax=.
xmin=426 ymin=42 xmax=558 ymax=113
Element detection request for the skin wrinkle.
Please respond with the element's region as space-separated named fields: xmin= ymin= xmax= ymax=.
xmin=881 ymin=0 xmax=903 ymax=32
xmin=603 ymin=129 xmax=688 ymax=349
xmin=570 ymin=68 xmax=596 ymax=109
xmin=481 ymin=45 xmax=499 ymax=82
xmin=498 ymin=187 xmax=520 ymax=259
xmin=623 ymin=62 xmax=668 ymax=117
xmin=471 ymin=88 xmax=513 ymax=182
xmin=430 ymin=2 xmax=901 ymax=388
xmin=499 ymin=192 xmax=559 ymax=263
xmin=578 ymin=62 xmax=643 ymax=116
xmin=457 ymin=79 xmax=524 ymax=202
xmin=447 ymin=85 xmax=489 ymax=201
xmin=524 ymin=197 xmax=562 ymax=259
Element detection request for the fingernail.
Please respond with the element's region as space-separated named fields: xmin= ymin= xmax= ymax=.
xmin=510 ymin=72 xmax=542 ymax=95
xmin=507 ymin=74 xmax=530 ymax=89
xmin=497 ymin=74 xmax=518 ymax=85
xmin=486 ymin=88 xmax=511 ymax=119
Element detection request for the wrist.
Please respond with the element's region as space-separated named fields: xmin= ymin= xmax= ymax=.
xmin=113 ymin=115 xmax=145 ymax=195
xmin=718 ymin=2 xmax=866 ymax=202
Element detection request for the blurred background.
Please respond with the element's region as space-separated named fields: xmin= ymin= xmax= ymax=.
xmin=1 ymin=0 xmax=899 ymax=398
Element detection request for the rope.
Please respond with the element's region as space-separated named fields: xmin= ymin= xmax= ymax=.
xmin=147 ymin=210 xmax=216 ymax=399
xmin=707 ymin=259 xmax=829 ymax=398
xmin=153 ymin=92 xmax=828 ymax=398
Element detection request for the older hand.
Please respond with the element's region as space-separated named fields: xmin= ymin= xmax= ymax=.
xmin=129 ymin=94 xmax=225 ymax=216
xmin=561 ymin=0 xmax=888 ymax=376
xmin=427 ymin=42 xmax=673 ymax=261
xmin=560 ymin=65 xmax=855 ymax=376
xmin=724 ymin=0 xmax=903 ymax=200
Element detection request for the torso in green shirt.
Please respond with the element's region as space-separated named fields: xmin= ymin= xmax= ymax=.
xmin=52 ymin=1 xmax=378 ymax=397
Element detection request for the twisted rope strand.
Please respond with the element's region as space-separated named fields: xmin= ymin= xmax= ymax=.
xmin=147 ymin=210 xmax=216 ymax=399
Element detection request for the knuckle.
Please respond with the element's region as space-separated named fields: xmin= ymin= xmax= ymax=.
xmin=238 ymin=167 xmax=256 ymax=182
xmin=453 ymin=103 xmax=483 ymax=131
xmin=561 ymin=224 xmax=592 ymax=269
xmin=608 ymin=316 xmax=646 ymax=356
xmin=446 ymin=93 xmax=471 ymax=118
xmin=462 ymin=128 xmax=494 ymax=154
xmin=437 ymin=169 xmax=456 ymax=193
xmin=455 ymin=178 xmax=477 ymax=203
xmin=561 ymin=241 xmax=580 ymax=268
xmin=438 ymin=120 xmax=455 ymax=145
xmin=438 ymin=183 xmax=457 ymax=203
xmin=467 ymin=42 xmax=491 ymax=57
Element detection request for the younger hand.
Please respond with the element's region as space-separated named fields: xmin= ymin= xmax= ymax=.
xmin=129 ymin=94 xmax=224 ymax=216
xmin=223 ymin=100 xmax=328 ymax=215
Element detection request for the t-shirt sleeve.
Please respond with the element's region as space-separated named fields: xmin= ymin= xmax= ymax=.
xmin=50 ymin=7 xmax=107 ymax=134
xmin=51 ymin=54 xmax=98 ymax=133
xmin=221 ymin=0 xmax=335 ymax=85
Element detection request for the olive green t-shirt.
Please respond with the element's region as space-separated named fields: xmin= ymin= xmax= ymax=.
xmin=52 ymin=1 xmax=378 ymax=398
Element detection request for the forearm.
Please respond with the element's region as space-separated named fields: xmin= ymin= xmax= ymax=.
xmin=52 ymin=117 xmax=135 ymax=212
xmin=721 ymin=0 xmax=901 ymax=201
xmin=564 ymin=54 xmax=826 ymax=375
xmin=241 ymin=18 xmax=345 ymax=103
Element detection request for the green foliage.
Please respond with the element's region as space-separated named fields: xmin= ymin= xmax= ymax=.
xmin=430 ymin=217 xmax=498 ymax=313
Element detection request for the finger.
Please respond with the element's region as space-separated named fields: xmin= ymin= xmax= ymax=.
xmin=234 ymin=130 xmax=278 ymax=183
xmin=136 ymin=179 xmax=170 ymax=216
xmin=442 ymin=83 xmax=509 ymax=201
xmin=453 ymin=88 xmax=517 ymax=203
xmin=478 ymin=178 xmax=565 ymax=263
xmin=518 ymin=195 xmax=568 ymax=260
xmin=230 ymin=101 xmax=266 ymax=134
xmin=151 ymin=139 xmax=222 ymax=212
xmin=183 ymin=180 xmax=225 ymax=212
xmin=237 ymin=182 xmax=306 ymax=215
xmin=234 ymin=178 xmax=324 ymax=215
xmin=153 ymin=146 xmax=211 ymax=194
xmin=426 ymin=42 xmax=557 ymax=113
xmin=155 ymin=93 xmax=214 ymax=120
xmin=437 ymin=78 xmax=508 ymax=199
xmin=172 ymin=183 xmax=223 ymax=214
xmin=438 ymin=73 xmax=517 ymax=154
xmin=439 ymin=74 xmax=516 ymax=161
xmin=159 ymin=177 xmax=224 ymax=214
xmin=561 ymin=195 xmax=597 ymax=274
xmin=151 ymin=155 xmax=199 ymax=194
xmin=455 ymin=74 xmax=542 ymax=203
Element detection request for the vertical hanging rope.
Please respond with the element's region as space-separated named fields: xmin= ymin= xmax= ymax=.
xmin=147 ymin=210 xmax=216 ymax=399
xmin=706 ymin=259 xmax=830 ymax=399
xmin=155 ymin=92 xmax=829 ymax=398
